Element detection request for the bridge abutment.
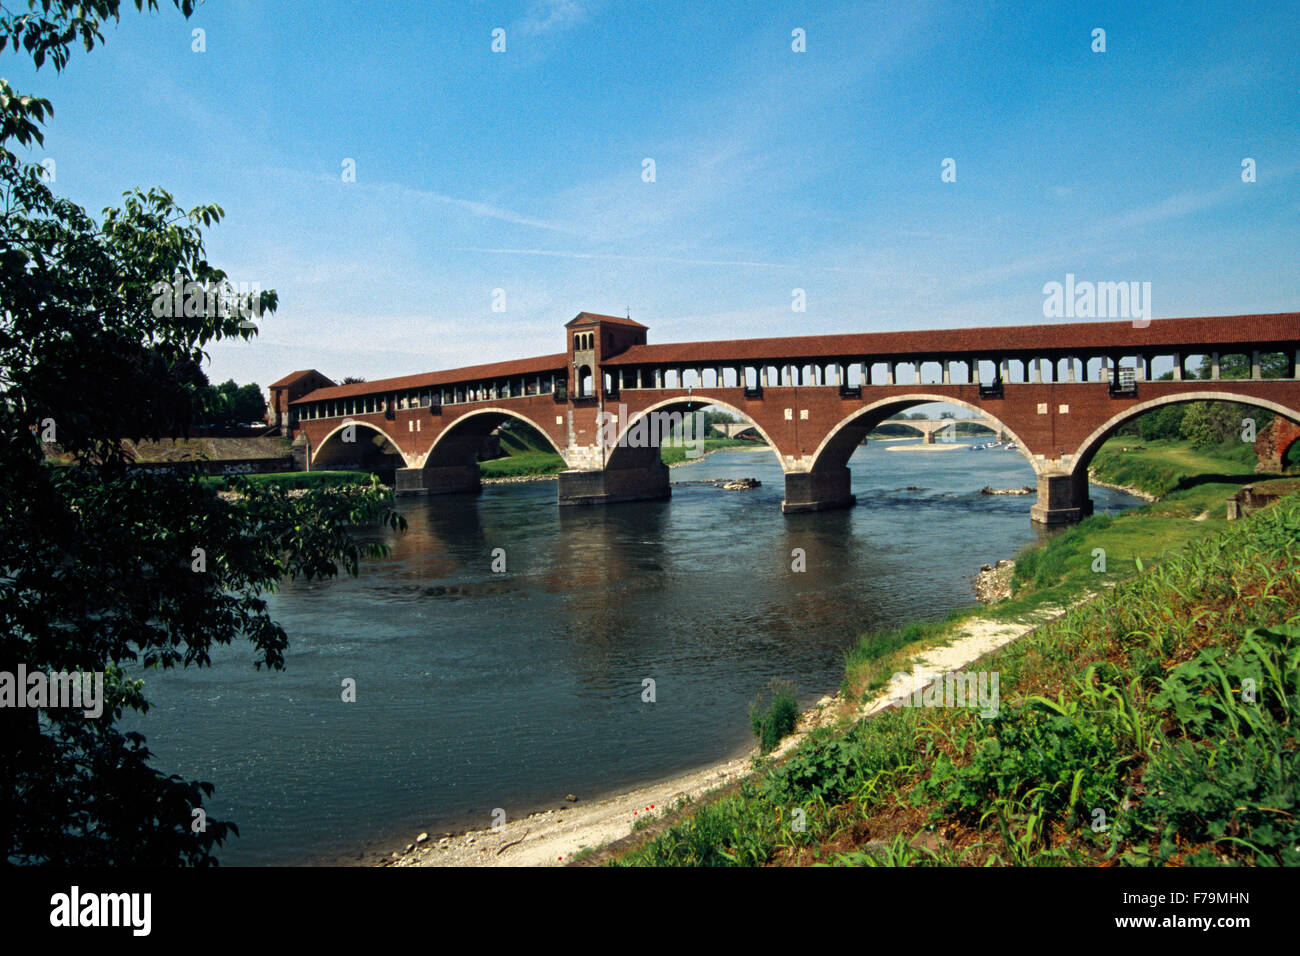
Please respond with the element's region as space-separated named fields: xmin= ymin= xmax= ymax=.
xmin=782 ymin=467 xmax=856 ymax=514
xmin=395 ymin=465 xmax=481 ymax=496
xmin=1030 ymin=471 xmax=1093 ymax=525
xmin=556 ymin=460 xmax=671 ymax=506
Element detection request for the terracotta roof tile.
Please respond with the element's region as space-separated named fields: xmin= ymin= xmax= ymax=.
xmin=291 ymin=353 xmax=568 ymax=404
xmin=565 ymin=311 xmax=648 ymax=329
xmin=269 ymin=369 xmax=332 ymax=389
xmin=601 ymin=313 xmax=1300 ymax=366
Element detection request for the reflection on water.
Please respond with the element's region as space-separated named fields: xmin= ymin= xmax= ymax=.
xmin=127 ymin=441 xmax=1139 ymax=864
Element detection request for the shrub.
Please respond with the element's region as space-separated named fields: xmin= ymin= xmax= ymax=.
xmin=749 ymin=679 xmax=800 ymax=753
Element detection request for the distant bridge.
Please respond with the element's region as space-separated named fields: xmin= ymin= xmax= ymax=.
xmin=711 ymin=421 xmax=762 ymax=439
xmin=713 ymin=417 xmax=1005 ymax=443
xmin=271 ymin=310 xmax=1300 ymax=524
xmin=882 ymin=417 xmax=1006 ymax=443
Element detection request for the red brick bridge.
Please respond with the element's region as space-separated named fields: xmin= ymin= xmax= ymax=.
xmin=272 ymin=311 xmax=1300 ymax=523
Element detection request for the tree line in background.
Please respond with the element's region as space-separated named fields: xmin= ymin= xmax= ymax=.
xmin=171 ymin=357 xmax=266 ymax=426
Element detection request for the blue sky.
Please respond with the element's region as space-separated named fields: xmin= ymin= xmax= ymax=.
xmin=7 ymin=0 xmax=1299 ymax=390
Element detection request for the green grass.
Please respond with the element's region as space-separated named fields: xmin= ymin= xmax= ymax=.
xmin=479 ymin=430 xmax=764 ymax=478
xmin=659 ymin=437 xmax=762 ymax=466
xmin=1090 ymin=435 xmax=1279 ymax=499
xmin=200 ymin=470 xmax=375 ymax=491
xmin=748 ymin=679 xmax=800 ymax=753
xmin=478 ymin=451 xmax=567 ymax=478
xmin=841 ymin=611 xmax=974 ymax=702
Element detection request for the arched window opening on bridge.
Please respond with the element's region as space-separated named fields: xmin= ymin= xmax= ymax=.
xmin=578 ymin=366 xmax=593 ymax=398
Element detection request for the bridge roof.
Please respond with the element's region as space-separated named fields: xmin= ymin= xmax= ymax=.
xmin=599 ymin=313 xmax=1300 ymax=365
xmin=565 ymin=311 xmax=648 ymax=329
xmin=269 ymin=368 xmax=331 ymax=389
xmin=290 ymin=352 xmax=569 ymax=404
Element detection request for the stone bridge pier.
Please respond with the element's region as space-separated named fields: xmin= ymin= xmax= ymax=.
xmin=394 ymin=464 xmax=482 ymax=496
xmin=555 ymin=441 xmax=671 ymax=506
xmin=1029 ymin=468 xmax=1094 ymax=525
xmin=780 ymin=466 xmax=856 ymax=513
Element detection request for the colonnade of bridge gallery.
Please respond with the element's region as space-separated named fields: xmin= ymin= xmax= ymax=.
xmin=292 ymin=372 xmax=568 ymax=422
xmin=602 ymin=348 xmax=1300 ymax=393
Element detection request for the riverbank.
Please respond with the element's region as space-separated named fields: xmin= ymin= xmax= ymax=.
xmin=1086 ymin=471 xmax=1157 ymax=502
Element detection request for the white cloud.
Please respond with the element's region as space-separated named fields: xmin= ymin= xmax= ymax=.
xmin=517 ymin=0 xmax=596 ymax=36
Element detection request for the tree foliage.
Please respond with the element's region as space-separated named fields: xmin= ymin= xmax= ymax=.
xmin=1 ymin=0 xmax=405 ymax=865
xmin=201 ymin=379 xmax=266 ymax=426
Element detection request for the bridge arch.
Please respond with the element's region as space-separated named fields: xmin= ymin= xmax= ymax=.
xmin=416 ymin=406 xmax=567 ymax=470
xmin=310 ymin=419 xmax=412 ymax=470
xmin=1068 ymin=391 xmax=1300 ymax=478
xmin=603 ymin=396 xmax=783 ymax=471
xmin=810 ymin=394 xmax=1037 ymax=473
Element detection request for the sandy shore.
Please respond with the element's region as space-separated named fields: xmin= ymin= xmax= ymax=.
xmin=379 ymin=598 xmax=1070 ymax=868
xmin=884 ymin=443 xmax=965 ymax=452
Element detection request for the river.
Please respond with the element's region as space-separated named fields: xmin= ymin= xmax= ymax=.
xmin=127 ymin=438 xmax=1140 ymax=865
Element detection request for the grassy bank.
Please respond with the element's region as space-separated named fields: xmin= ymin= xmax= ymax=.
xmin=608 ymin=441 xmax=1300 ymax=867
xmin=660 ymin=438 xmax=763 ymax=466
xmin=477 ymin=436 xmax=765 ymax=476
xmin=201 ymin=470 xmax=377 ymax=492
xmin=1090 ymin=435 xmax=1294 ymax=499
xmin=479 ymin=451 xmax=567 ymax=478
